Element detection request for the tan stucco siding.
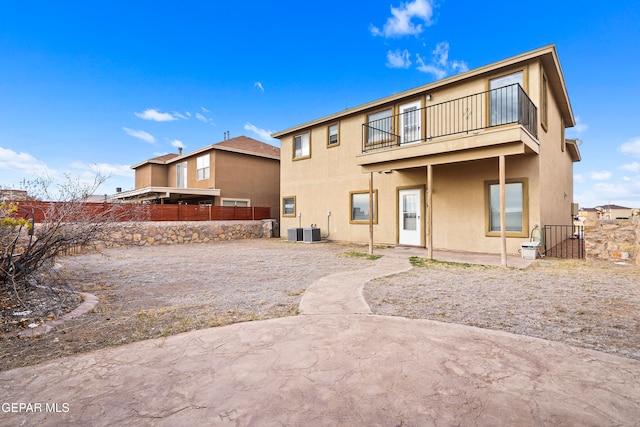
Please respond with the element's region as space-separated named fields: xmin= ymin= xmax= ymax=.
xmin=431 ymin=156 xmax=539 ymax=254
xmin=536 ymin=62 xmax=575 ymax=227
xmin=134 ymin=163 xmax=170 ymax=188
xmin=279 ymin=47 xmax=576 ymax=255
xmin=214 ymin=150 xmax=280 ymax=218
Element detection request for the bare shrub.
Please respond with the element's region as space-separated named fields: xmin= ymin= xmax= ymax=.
xmin=1 ymin=174 xmax=144 ymax=303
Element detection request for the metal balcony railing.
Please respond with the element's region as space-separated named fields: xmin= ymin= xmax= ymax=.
xmin=362 ymin=84 xmax=538 ymax=153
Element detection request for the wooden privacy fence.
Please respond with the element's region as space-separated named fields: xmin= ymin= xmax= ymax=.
xmin=145 ymin=205 xmax=271 ymax=221
xmin=10 ymin=200 xmax=271 ymax=223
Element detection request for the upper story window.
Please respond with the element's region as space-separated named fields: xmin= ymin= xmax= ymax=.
xmin=366 ymin=109 xmax=393 ymax=145
xmin=176 ymin=161 xmax=187 ymax=188
xmin=489 ymin=71 xmax=523 ymax=126
xmin=293 ymin=132 xmax=310 ymax=159
xmin=196 ymin=154 xmax=210 ymax=180
xmin=328 ymin=124 xmax=339 ymax=147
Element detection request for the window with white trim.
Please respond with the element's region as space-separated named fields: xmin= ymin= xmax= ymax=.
xmin=293 ymin=132 xmax=310 ymax=159
xmin=176 ymin=162 xmax=187 ymax=188
xmin=196 ymin=154 xmax=210 ymax=180
xmin=328 ymin=124 xmax=339 ymax=146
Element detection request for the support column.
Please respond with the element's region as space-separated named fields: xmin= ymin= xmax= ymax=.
xmin=499 ymin=155 xmax=507 ymax=266
xmin=368 ymin=171 xmax=374 ymax=255
xmin=426 ymin=165 xmax=433 ymax=259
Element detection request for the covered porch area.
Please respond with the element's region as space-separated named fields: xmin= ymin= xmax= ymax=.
xmin=359 ymin=143 xmax=538 ymax=267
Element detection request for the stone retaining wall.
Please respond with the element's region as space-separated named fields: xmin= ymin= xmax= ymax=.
xmin=93 ymin=220 xmax=278 ymax=248
xmin=584 ymin=218 xmax=640 ymax=264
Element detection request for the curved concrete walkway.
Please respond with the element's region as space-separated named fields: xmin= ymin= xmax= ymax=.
xmin=1 ymin=252 xmax=639 ymax=426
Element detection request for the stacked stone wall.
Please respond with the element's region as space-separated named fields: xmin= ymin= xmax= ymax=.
xmin=584 ymin=218 xmax=639 ymax=264
xmin=92 ymin=220 xmax=277 ymax=248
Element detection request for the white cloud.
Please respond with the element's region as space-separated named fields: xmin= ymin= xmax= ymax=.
xmin=0 ymin=149 xmax=136 ymax=198
xmin=620 ymin=161 xmax=640 ymax=173
xmin=416 ymin=54 xmax=446 ymax=79
xmin=567 ymin=115 xmax=588 ymax=137
xmin=0 ymin=146 xmax=55 ymax=176
xmin=432 ymin=41 xmax=449 ymax=66
xmin=173 ymin=111 xmax=188 ymax=120
xmin=370 ymin=0 xmax=434 ymax=38
xmin=244 ymin=122 xmax=276 ymax=142
xmin=589 ymin=171 xmax=612 ymax=181
xmin=575 ymin=181 xmax=640 ymax=209
xmin=592 ymin=182 xmax=631 ymax=196
xmin=201 ymin=107 xmax=210 ymax=113
xmin=134 ymin=108 xmax=177 ymax=122
xmin=171 ymin=139 xmax=184 ymax=149
xmin=195 ymin=113 xmax=211 ymax=123
xmin=574 ymin=173 xmax=584 ymax=184
xmin=122 ymin=127 xmax=156 ymax=143
xmin=254 ymin=82 xmax=265 ymax=92
xmin=620 ymin=137 xmax=640 ymax=158
xmin=186 ymin=112 xmax=192 ymax=118
xmin=450 ymin=60 xmax=469 ymax=73
xmin=414 ymin=43 xmax=467 ymax=80
xmin=386 ymin=49 xmax=412 ymax=68
xmin=70 ymin=161 xmax=134 ymax=178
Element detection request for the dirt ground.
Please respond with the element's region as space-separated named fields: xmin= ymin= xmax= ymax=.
xmin=1 ymin=239 xmax=639 ymax=371
xmin=0 ymin=239 xmax=369 ymax=371
xmin=364 ymin=256 xmax=640 ymax=360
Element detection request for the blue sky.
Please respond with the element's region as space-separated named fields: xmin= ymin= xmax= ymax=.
xmin=1 ymin=1 xmax=639 ymax=208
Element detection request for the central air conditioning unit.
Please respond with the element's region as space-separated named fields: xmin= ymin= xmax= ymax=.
xmin=303 ymin=227 xmax=321 ymax=242
xmin=287 ymin=228 xmax=303 ymax=242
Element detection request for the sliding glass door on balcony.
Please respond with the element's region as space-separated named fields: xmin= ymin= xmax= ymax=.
xmin=176 ymin=162 xmax=187 ymax=188
xmin=490 ymin=71 xmax=523 ymax=126
xmin=399 ymin=100 xmax=421 ymax=145
xmin=362 ymin=81 xmax=537 ymax=153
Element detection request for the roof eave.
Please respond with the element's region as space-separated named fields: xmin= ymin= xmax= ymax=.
xmin=272 ymin=45 xmax=575 ymax=138
xmin=566 ymin=139 xmax=582 ymax=162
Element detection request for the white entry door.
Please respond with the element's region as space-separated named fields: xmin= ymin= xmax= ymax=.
xmin=399 ymin=100 xmax=421 ymax=145
xmin=399 ymin=189 xmax=421 ymax=246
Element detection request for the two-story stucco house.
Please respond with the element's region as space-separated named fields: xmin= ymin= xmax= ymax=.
xmin=113 ymin=136 xmax=281 ymax=218
xmin=273 ymin=45 xmax=581 ymax=263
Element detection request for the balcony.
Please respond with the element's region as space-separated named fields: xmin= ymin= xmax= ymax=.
xmin=362 ymin=84 xmax=538 ymax=155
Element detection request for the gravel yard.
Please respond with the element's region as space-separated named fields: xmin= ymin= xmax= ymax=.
xmin=364 ymin=257 xmax=640 ymax=360
xmin=1 ymin=239 xmax=639 ymax=372
xmin=1 ymin=239 xmax=369 ymax=371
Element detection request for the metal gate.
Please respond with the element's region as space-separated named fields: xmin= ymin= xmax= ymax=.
xmin=542 ymin=225 xmax=585 ymax=259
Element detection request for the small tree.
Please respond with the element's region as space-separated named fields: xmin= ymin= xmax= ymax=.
xmin=1 ymin=173 xmax=143 ymax=304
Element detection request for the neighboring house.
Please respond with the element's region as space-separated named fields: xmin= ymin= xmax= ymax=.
xmin=595 ymin=204 xmax=634 ymax=219
xmin=577 ymin=207 xmax=599 ymax=222
xmin=273 ymin=45 xmax=581 ymax=261
xmin=0 ymin=189 xmax=28 ymax=201
xmin=113 ymin=136 xmax=281 ymax=218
